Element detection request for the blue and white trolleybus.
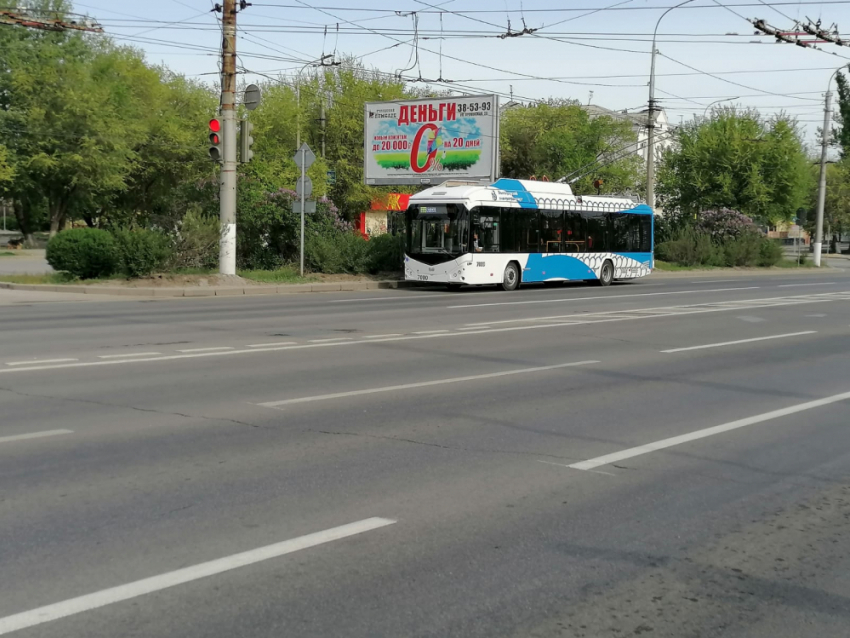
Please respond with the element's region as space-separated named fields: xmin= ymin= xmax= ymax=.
xmin=404 ymin=178 xmax=653 ymax=290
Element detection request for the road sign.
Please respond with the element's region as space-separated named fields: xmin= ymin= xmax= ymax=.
xmin=296 ymin=176 xmax=313 ymax=198
xmin=243 ymin=84 xmax=262 ymax=111
xmin=293 ymin=201 xmax=316 ymax=214
xmin=294 ymin=143 xmax=316 ymax=169
xmin=326 ymin=170 xmax=336 ymax=185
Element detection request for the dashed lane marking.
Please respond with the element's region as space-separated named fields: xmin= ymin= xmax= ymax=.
xmin=0 ymin=430 xmax=73 ymax=445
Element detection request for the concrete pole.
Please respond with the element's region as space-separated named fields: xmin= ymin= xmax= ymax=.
xmin=646 ymin=0 xmax=694 ymax=212
xmin=219 ymin=0 xmax=237 ymax=276
xmin=300 ymin=147 xmax=306 ymax=277
xmin=814 ymin=89 xmax=832 ymax=267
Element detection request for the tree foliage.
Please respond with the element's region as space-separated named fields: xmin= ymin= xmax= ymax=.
xmin=656 ymin=109 xmax=811 ymax=225
xmin=832 ymin=68 xmax=850 ymax=157
xmin=499 ymin=100 xmax=644 ymax=195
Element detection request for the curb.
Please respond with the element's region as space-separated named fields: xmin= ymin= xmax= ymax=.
xmin=0 ymin=279 xmax=421 ymax=298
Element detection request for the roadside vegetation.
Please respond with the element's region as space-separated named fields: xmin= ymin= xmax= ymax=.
xmin=2 ymin=2 xmax=846 ymax=285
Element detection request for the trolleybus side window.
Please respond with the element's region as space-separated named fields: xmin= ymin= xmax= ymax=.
xmin=539 ymin=209 xmax=563 ymax=253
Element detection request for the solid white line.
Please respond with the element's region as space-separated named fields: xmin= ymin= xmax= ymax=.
xmin=569 ymin=389 xmax=850 ymax=471
xmin=0 ymin=517 xmax=396 ymax=636
xmin=777 ymin=282 xmax=836 ymax=287
xmin=412 ymin=329 xmax=449 ymax=335
xmin=258 ymin=360 xmax=599 ymax=408
xmin=97 ymin=352 xmax=161 ymax=360
xmin=176 ymin=347 xmax=234 ymax=353
xmin=309 ymin=337 xmax=352 ymax=343
xmin=459 ymin=326 xmax=490 ymax=330
xmin=328 ymin=294 xmax=453 ymax=303
xmin=688 ymin=279 xmax=737 ymax=284
xmin=0 ymin=430 xmax=73 ymax=445
xmin=5 ymin=358 xmax=77 ymax=366
xmin=363 ymin=334 xmax=403 ymax=339
xmin=246 ymin=342 xmax=297 ymax=348
xmin=448 ymin=287 xmax=760 ymax=309
xmin=660 ymin=331 xmax=816 ymax=354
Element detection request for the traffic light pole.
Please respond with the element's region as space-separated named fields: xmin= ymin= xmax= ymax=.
xmin=219 ymin=0 xmax=238 ymax=276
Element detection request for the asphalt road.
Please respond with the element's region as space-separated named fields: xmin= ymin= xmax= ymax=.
xmin=1 ymin=272 xmax=849 ymax=637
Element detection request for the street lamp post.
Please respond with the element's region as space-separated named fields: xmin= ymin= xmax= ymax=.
xmin=646 ymin=0 xmax=695 ymax=212
xmin=702 ymin=96 xmax=739 ymax=120
xmin=813 ymin=65 xmax=847 ymax=266
xmin=296 ymin=55 xmax=335 ymax=151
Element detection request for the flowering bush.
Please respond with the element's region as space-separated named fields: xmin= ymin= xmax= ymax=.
xmin=695 ymin=208 xmax=756 ymax=243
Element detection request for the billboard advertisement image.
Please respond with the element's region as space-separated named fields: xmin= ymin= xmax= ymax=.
xmin=364 ymin=95 xmax=499 ymax=186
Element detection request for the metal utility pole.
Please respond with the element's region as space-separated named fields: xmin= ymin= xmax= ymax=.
xmin=218 ymin=0 xmax=238 ymax=276
xmin=646 ymin=0 xmax=694 ymax=212
xmin=814 ymin=86 xmax=835 ymax=267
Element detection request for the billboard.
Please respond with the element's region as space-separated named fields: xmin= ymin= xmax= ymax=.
xmin=364 ymin=95 xmax=499 ymax=186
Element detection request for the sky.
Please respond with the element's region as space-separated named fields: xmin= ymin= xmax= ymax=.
xmin=71 ymin=1 xmax=850 ymax=147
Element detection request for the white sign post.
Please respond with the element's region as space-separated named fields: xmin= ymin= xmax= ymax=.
xmin=294 ymin=143 xmax=316 ymax=276
xmin=363 ymin=95 xmax=499 ymax=186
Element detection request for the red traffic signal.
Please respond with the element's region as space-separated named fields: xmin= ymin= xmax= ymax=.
xmin=209 ymin=117 xmax=223 ymax=162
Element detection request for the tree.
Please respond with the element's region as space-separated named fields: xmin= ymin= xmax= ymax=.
xmin=656 ymin=108 xmax=811 ymax=225
xmin=499 ymin=99 xmax=644 ymax=196
xmin=832 ymin=68 xmax=850 ymax=157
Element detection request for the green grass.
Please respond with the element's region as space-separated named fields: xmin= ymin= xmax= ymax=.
xmin=653 ymin=260 xmax=719 ymax=272
xmin=773 ymin=258 xmax=815 ymax=268
xmin=0 ymin=273 xmax=78 ymax=285
xmin=238 ymin=266 xmax=317 ymax=284
xmin=0 ymin=251 xmax=17 ymax=257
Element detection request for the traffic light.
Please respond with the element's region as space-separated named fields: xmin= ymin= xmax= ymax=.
xmin=208 ymin=117 xmax=222 ymax=162
xmin=240 ymin=119 xmax=254 ymax=164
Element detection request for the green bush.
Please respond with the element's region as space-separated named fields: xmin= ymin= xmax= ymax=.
xmin=112 ymin=228 xmax=172 ymax=278
xmin=722 ymin=231 xmax=762 ymax=267
xmin=367 ymin=233 xmax=405 ymax=273
xmin=306 ymin=231 xmax=370 ymax=274
xmin=171 ymin=209 xmax=219 ymax=269
xmin=757 ymin=238 xmax=783 ymax=267
xmin=656 ymin=228 xmax=723 ymax=267
xmin=46 ymin=228 xmax=118 ymax=279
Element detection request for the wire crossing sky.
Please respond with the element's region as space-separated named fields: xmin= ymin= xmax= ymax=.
xmin=72 ymin=1 xmax=850 ymax=143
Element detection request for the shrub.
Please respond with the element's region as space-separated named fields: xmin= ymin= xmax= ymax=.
xmin=367 ymin=233 xmax=405 ymax=273
xmin=758 ymin=237 xmax=784 ymax=267
xmin=306 ymin=231 xmax=370 ymax=274
xmin=46 ymin=228 xmax=118 ymax=279
xmin=696 ymin=208 xmax=756 ymax=242
xmin=722 ymin=230 xmax=762 ymax=267
xmin=171 ymin=209 xmax=219 ymax=270
xmin=656 ymin=228 xmax=723 ymax=267
xmin=112 ymin=228 xmax=172 ymax=278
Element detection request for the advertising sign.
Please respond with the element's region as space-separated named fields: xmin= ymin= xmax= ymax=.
xmin=364 ymin=95 xmax=499 ymax=186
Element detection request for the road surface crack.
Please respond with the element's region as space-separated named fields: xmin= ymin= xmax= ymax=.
xmin=309 ymin=428 xmax=579 ymax=461
xmin=0 ymin=386 xmax=262 ymax=429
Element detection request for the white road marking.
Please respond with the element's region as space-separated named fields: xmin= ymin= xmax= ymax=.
xmin=363 ymin=334 xmax=403 ymax=339
xmin=246 ymin=342 xmax=297 ymax=348
xmin=0 ymin=517 xmax=396 ymax=636
xmin=448 ymin=287 xmax=760 ymax=309
xmin=777 ymin=282 xmax=836 ymax=287
xmin=328 ymin=294 xmax=453 ymax=303
xmin=806 ymin=314 xmax=827 ymax=318
xmin=176 ymin=347 xmax=235 ymax=353
xmin=5 ymin=358 xmax=77 ymax=366
xmin=661 ymin=331 xmax=816 ymax=354
xmin=97 ymin=352 xmax=161 ymax=359
xmin=309 ymin=337 xmax=353 ymax=343
xmin=258 ymin=360 xmax=598 ymax=408
xmin=569 ymin=389 xmax=850 ymax=471
xmin=412 ymin=329 xmax=449 ymax=335
xmin=1 ymin=292 xmax=846 ymax=376
xmin=735 ymin=316 xmax=765 ymax=323
xmin=0 ymin=430 xmax=73 ymax=445
xmin=459 ymin=326 xmax=490 ymax=330
xmin=689 ymin=279 xmax=737 ymax=284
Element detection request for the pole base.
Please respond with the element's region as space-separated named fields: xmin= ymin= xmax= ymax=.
xmin=813 ymin=242 xmax=823 ymax=267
